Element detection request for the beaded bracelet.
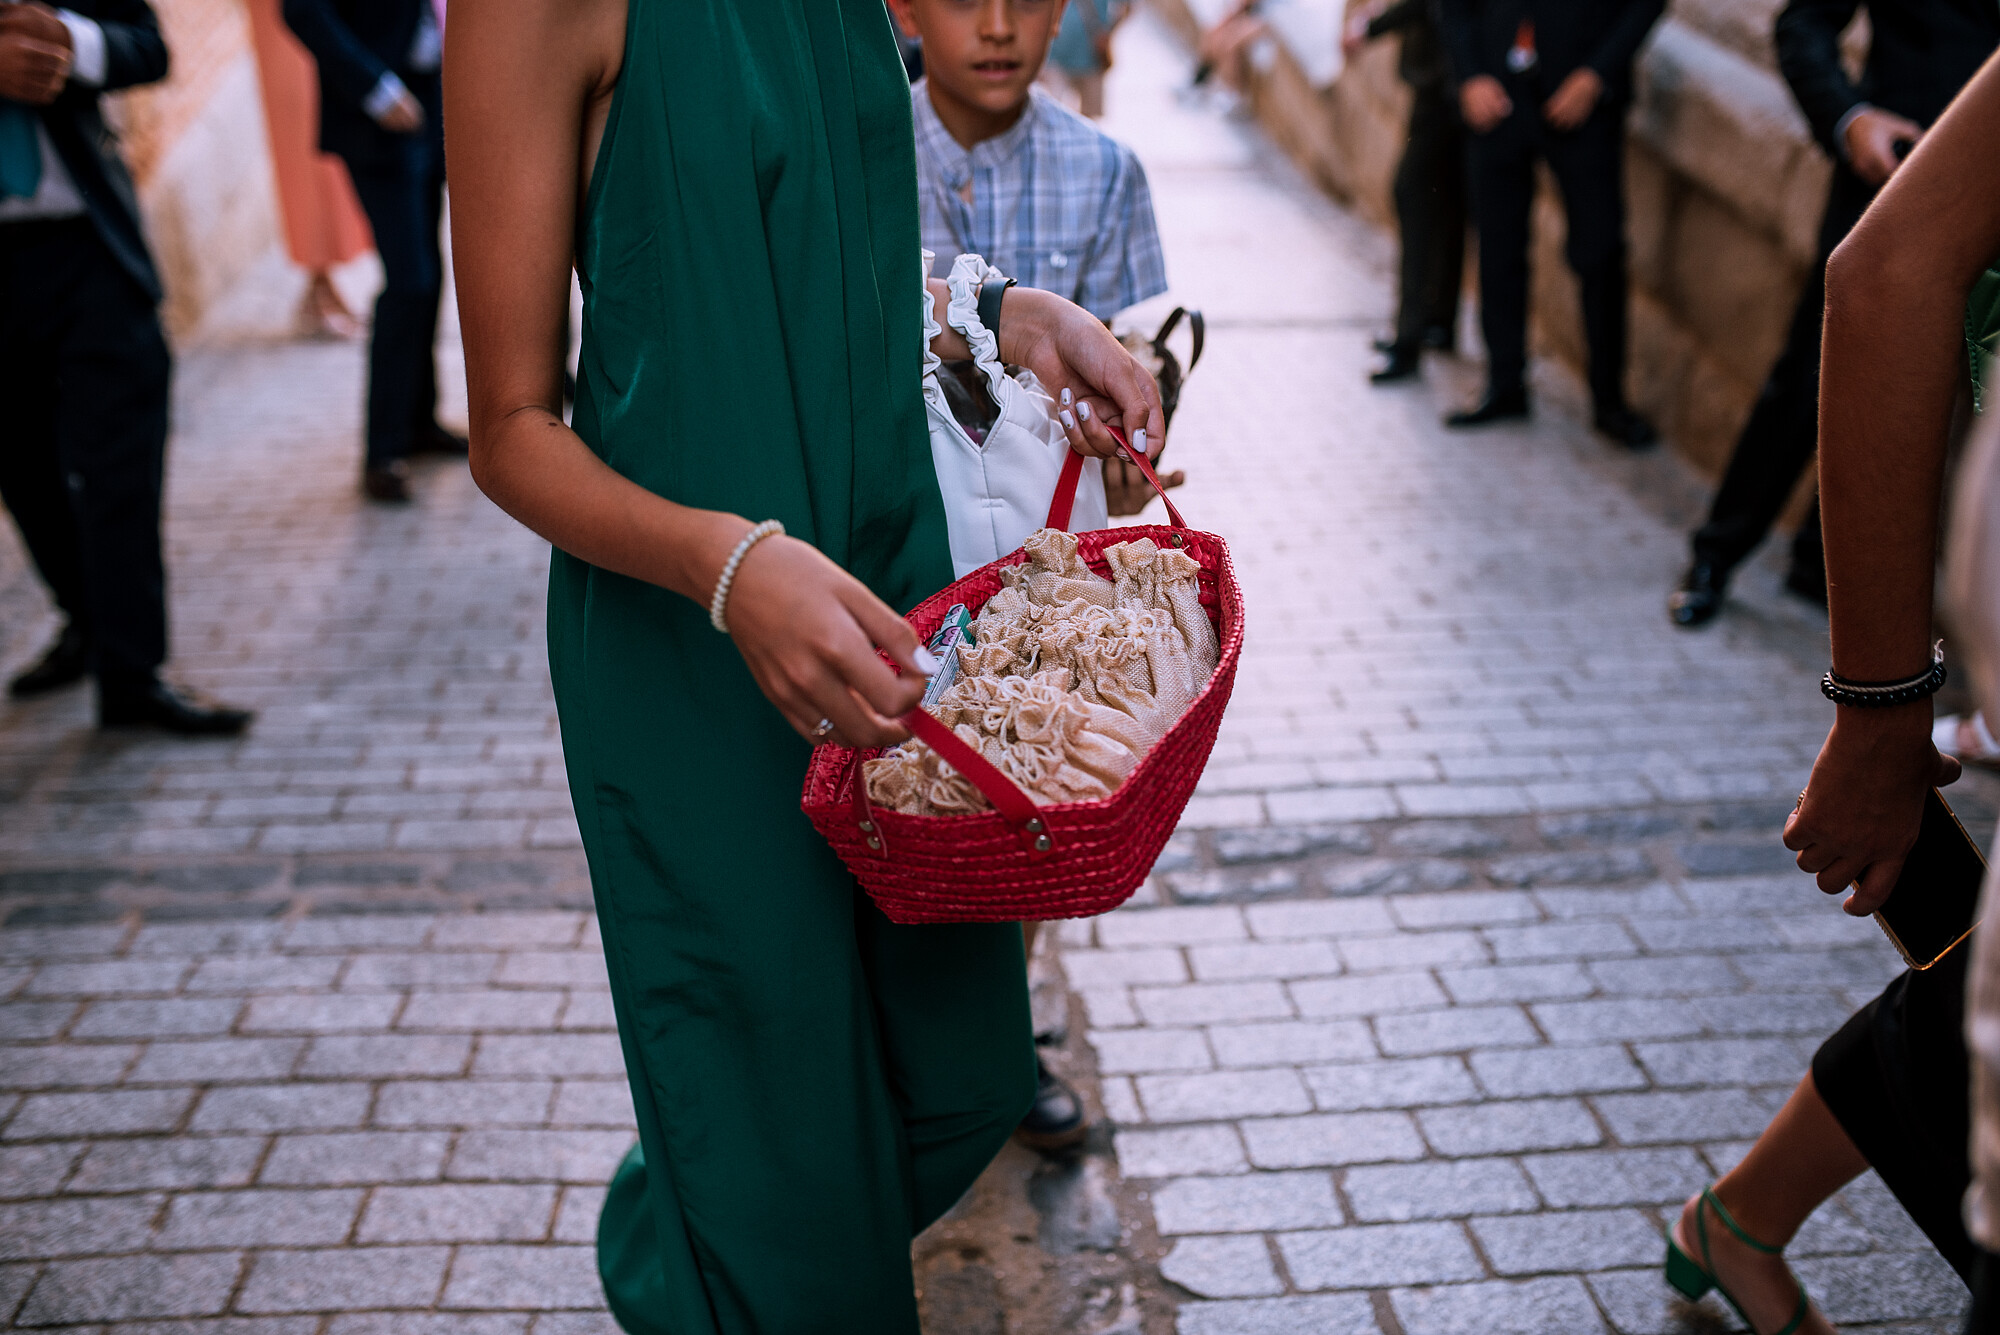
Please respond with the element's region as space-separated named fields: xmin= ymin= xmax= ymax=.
xmin=709 ymin=519 xmax=785 ymax=635
xmin=1820 ymin=641 xmax=1948 ymax=707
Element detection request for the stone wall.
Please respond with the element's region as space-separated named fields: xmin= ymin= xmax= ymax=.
xmin=107 ymin=0 xmax=289 ymax=343
xmin=1155 ymin=0 xmax=1853 ymax=479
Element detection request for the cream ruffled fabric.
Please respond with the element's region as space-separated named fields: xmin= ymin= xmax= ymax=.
xmin=865 ymin=530 xmax=1219 ymax=815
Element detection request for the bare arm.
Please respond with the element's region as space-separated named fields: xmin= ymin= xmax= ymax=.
xmin=1782 ymin=52 xmax=2000 ymax=911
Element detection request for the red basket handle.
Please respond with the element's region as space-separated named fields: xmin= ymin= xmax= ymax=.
xmin=1044 ymin=425 xmax=1187 ymax=532
xmin=849 ymin=709 xmax=1057 ymax=861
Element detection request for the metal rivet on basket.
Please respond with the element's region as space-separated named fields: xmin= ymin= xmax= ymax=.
xmin=867 ymin=836 xmax=882 ymax=851
xmin=1171 ymin=533 xmax=1187 ymax=548
xmin=1033 ymin=835 xmax=1052 ymax=852
xmin=1025 ymin=818 xmax=1045 ymax=833
xmin=858 ymin=819 xmax=875 ymax=834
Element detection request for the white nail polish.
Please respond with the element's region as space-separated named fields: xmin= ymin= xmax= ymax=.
xmin=913 ymin=646 xmax=941 ymax=676
xmin=1077 ymin=401 xmax=1092 ymax=422
xmin=1059 ymin=410 xmax=1077 ymax=430
xmin=1060 ymin=388 xmax=1073 ymax=407
xmin=1133 ymin=428 xmax=1148 ymax=457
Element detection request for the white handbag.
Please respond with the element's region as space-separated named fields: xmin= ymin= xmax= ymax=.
xmin=922 ymin=252 xmax=1109 ymax=578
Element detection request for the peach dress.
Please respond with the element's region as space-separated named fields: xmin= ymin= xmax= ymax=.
xmin=245 ymin=0 xmax=371 ymax=269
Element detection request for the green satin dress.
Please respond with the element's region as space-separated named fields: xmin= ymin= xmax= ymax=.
xmin=552 ymin=0 xmax=1038 ymax=1329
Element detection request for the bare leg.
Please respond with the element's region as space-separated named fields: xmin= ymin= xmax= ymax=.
xmin=1674 ymin=1071 xmax=1864 ymax=1333
xmin=1022 ymin=921 xmax=1040 ymax=960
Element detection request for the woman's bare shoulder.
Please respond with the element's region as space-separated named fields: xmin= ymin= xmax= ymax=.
xmin=448 ymin=0 xmax=625 ymax=102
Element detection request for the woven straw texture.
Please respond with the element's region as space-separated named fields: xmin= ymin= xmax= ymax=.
xmin=802 ymin=521 xmax=1244 ymax=923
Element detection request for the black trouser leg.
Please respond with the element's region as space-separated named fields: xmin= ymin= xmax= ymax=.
xmin=1466 ymin=114 xmax=1535 ymax=398
xmin=1393 ymin=87 xmax=1466 ymax=347
xmin=1689 ymin=173 xmax=1871 ymax=578
xmin=0 ymin=219 xmax=170 ymax=687
xmin=1544 ymin=109 xmax=1630 ymax=414
xmin=347 ymin=145 xmax=443 ymax=470
xmin=0 ymin=234 xmax=87 ymax=633
xmin=1969 ymin=1249 xmax=2000 ymax=1335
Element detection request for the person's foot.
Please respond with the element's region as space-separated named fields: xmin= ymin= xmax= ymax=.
xmin=409 ymin=423 xmax=469 ymax=457
xmin=1015 ymin=1057 xmax=1089 ymax=1153
xmin=1934 ymin=712 xmax=2000 ymax=768
xmin=1671 ymin=1191 xmax=1833 ymax=1335
xmin=1595 ymin=404 xmax=1659 ymax=449
xmin=1784 ymin=561 xmax=1828 ymax=609
xmin=1373 ymin=326 xmax=1453 ymax=355
xmin=1445 ymin=387 xmax=1530 ymax=428
xmin=99 ymin=678 xmax=254 ymax=735
xmin=1669 ymin=562 xmax=1728 ymax=629
xmin=363 ymin=462 xmax=412 ymax=503
xmin=1369 ymin=343 xmax=1422 ymax=384
xmin=9 ymin=622 xmax=90 ymax=698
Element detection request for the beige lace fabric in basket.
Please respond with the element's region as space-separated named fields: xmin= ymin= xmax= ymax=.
xmin=865 ymin=530 xmax=1219 ymax=815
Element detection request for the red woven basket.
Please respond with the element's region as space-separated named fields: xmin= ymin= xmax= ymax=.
xmin=801 ymin=434 xmax=1245 ymax=924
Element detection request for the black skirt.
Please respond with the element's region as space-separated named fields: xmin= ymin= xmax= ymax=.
xmin=1812 ymin=942 xmax=1976 ymax=1283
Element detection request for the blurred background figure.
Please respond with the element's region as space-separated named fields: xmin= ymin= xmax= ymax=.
xmin=284 ymin=0 xmax=463 ymax=504
xmin=245 ymin=0 xmax=372 ymax=340
xmin=1187 ymin=0 xmax=1266 ymax=101
xmin=1435 ymin=0 xmax=1663 ymax=447
xmin=0 ymin=0 xmax=253 ymax=734
xmin=1667 ymin=0 xmax=2000 ymax=630
xmin=1045 ymin=0 xmax=1125 ymax=119
xmin=1345 ymin=0 xmax=1464 ymax=385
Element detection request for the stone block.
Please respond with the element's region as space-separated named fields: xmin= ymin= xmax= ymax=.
xmin=1090 ymin=1027 xmax=1214 ymax=1075
xmin=1213 ymin=824 xmax=1372 ymax=864
xmin=1304 ymin=1057 xmax=1476 ymax=1111
xmin=0 ymin=1041 xmax=138 ymax=1089
xmin=26 ymin=959 xmax=189 ymax=997
xmin=492 ymin=953 xmax=610 ymax=988
xmin=1151 ymin=1170 xmax=1344 ymax=1234
xmin=1586 ymin=954 xmax=1743 ymax=997
xmin=1344 ymin=1158 xmax=1537 ymax=1222
xmin=1391 ymin=1274 xmax=1608 ymax=1334
xmin=1793 ymin=1249 xmax=1967 ymax=1324
xmin=1529 ymin=998 xmax=1705 ymax=1045
xmin=302 ymin=1034 xmax=472 ymax=1079
xmin=242 ymin=994 xmax=401 ymax=1034
xmin=1137 ymin=1068 xmax=1314 ymax=1122
xmin=0 ymin=1141 xmax=81 ymax=1198
xmin=1487 ymin=849 xmax=1653 ymax=888
xmin=6 ymin=1087 xmax=192 ymax=1139
xmin=0 ymin=1002 xmax=76 ymax=1041
xmin=128 ymin=1038 xmax=304 ymax=1084
xmin=1594 ymin=1089 xmax=1772 ymax=1145
xmin=1280 ymin=1221 xmax=1484 ymax=1289
xmin=559 ymin=991 xmax=619 ymax=1032
xmin=373 ymin=1079 xmax=556 ymax=1128
xmin=1060 ymin=948 xmax=1189 ymax=990
xmin=1338 ymin=931 xmax=1488 ymax=971
xmin=285 ymin=916 xmax=437 ymax=951
xmin=157 ymin=1188 xmax=365 ymax=1248
xmin=68 ymin=1135 xmax=263 ymax=1191
xmin=1469 ymin=1044 xmax=1648 ymax=1098
xmin=238 ymin=1246 xmax=451 ymax=1313
xmin=192 ymin=1082 xmax=372 ymax=1133
xmin=1632 ymin=1036 xmax=1808 ymax=1089
xmin=430 ymin=913 xmax=586 ymax=949
xmin=1135 ymin=982 xmax=1293 ymax=1027
xmin=73 ymin=998 xmax=242 ymax=1039
xmin=448 ymin=1130 xmax=635 ymax=1184
xmin=549 ymin=1080 xmax=635 ymax=1129
xmin=1097 ymin=907 xmax=1248 ymax=948
xmin=398 ymin=990 xmax=566 ymax=1032
xmin=1291 ymin=971 xmax=1446 ymax=1019
xmin=0 ymin=1194 xmax=160 ymax=1258
xmin=1188 ymin=941 xmax=1342 ymax=982
xmin=528 ymin=1315 xmax=625 ymax=1335
xmin=1175 ymin=1293 xmax=1381 ymax=1335
xmin=1689 ymin=991 xmax=1849 ymax=1037
xmin=1207 ymin=1020 xmax=1374 ymax=1068
xmin=440 ymin=1244 xmax=604 ymax=1310
xmin=329 ymin=1317 xmax=530 ymax=1335
xmin=554 ymin=1185 xmax=606 ymax=1243
xmin=18 ymin=1252 xmax=244 ymax=1324
xmin=1389 ymin=892 xmax=1539 ymax=929
xmin=1245 ymin=900 xmax=1395 ymax=940
xmin=1483 ymin=921 xmax=1639 ymax=963
xmin=343 ymin=952 xmax=501 ymax=988
xmin=1113 ymin=1123 xmax=1248 ymax=1179
xmin=358 ymin=1183 xmax=557 ymax=1242
xmin=1320 ymin=858 xmax=1472 ymax=896
xmin=1418 ymin=1098 xmax=1601 ymax=1156
xmin=1471 ymin=1208 xmax=1663 ymax=1274
xmin=1376 ymin=1005 xmax=1538 ymax=1057
xmin=1080 ymin=989 xmax=1140 ymax=1028
xmin=1240 ymin=1110 xmax=1425 ymax=1168
xmin=1437 ymin=963 xmax=1594 ymax=1005
xmin=1166 ymin=866 xmax=1305 ymax=902
xmin=260 ymin=1131 xmax=451 ymax=1185
xmin=1160 ymin=1235 xmax=1285 ymax=1298
xmin=474 ymin=1033 xmax=626 ymax=1079
xmin=186 ymin=956 xmax=343 ymax=993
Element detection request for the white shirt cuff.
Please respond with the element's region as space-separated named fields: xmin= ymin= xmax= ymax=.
xmin=1833 ymin=102 xmax=1873 ymax=163
xmin=362 ymin=71 xmax=410 ymax=121
xmin=55 ymin=10 xmax=106 ymax=87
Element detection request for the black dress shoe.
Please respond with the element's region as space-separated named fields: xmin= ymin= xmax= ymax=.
xmin=1595 ymin=405 xmax=1660 ymax=449
xmin=1370 ymin=344 xmax=1422 ymax=384
xmin=1445 ymin=387 xmax=1530 ymax=428
xmin=363 ymin=461 xmax=412 ymax=503
xmin=1784 ymin=561 xmax=1828 ymax=609
xmin=1668 ymin=562 xmax=1728 ymax=628
xmin=99 ymin=678 xmax=254 ymax=735
xmin=1015 ymin=1057 xmax=1088 ymax=1153
xmin=1419 ymin=324 xmax=1455 ymax=353
xmin=9 ymin=622 xmax=90 ymax=698
xmin=409 ymin=422 xmax=469 ymax=457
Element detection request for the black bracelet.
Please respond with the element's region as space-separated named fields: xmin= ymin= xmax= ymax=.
xmin=1820 ymin=642 xmax=1948 ymax=707
xmin=977 ymin=277 xmax=1015 ymax=343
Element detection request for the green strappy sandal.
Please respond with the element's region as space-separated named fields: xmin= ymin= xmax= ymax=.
xmin=1664 ymin=1186 xmax=1811 ymax=1335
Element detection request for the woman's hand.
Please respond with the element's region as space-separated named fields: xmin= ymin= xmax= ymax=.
xmin=1783 ymin=704 xmax=1961 ymax=914
xmin=721 ymin=533 xmax=932 ymax=749
xmin=1000 ymin=287 xmax=1165 ymax=464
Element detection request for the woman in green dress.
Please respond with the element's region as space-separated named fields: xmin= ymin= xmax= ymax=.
xmin=442 ymin=0 xmax=1163 ymax=1328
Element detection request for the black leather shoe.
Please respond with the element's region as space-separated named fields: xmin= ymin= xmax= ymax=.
xmin=1595 ymin=405 xmax=1660 ymax=449
xmin=1015 ymin=1058 xmax=1088 ymax=1153
xmin=363 ymin=461 xmax=412 ymax=503
xmin=1668 ymin=562 xmax=1728 ymax=628
xmin=9 ymin=622 xmax=90 ymax=698
xmin=1419 ymin=323 xmax=1455 ymax=353
xmin=99 ymin=678 xmax=254 ymax=735
xmin=1370 ymin=344 xmax=1422 ymax=384
xmin=410 ymin=422 xmax=469 ymax=457
xmin=1784 ymin=561 xmax=1828 ymax=609
xmin=1445 ymin=387 xmax=1530 ymax=428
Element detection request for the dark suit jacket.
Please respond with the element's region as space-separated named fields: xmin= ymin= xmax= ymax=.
xmin=282 ymin=0 xmax=432 ymax=173
xmin=1776 ymin=0 xmax=2000 ymax=156
xmin=1367 ymin=0 xmax=1448 ymax=91
xmin=1434 ymin=0 xmax=1666 ymax=104
xmin=32 ymin=0 xmax=169 ymax=300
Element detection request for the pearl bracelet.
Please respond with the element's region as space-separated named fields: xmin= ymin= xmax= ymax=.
xmin=709 ymin=519 xmax=785 ymax=635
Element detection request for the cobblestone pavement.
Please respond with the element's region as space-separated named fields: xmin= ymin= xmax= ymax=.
xmin=1 ymin=8 xmax=1993 ymax=1333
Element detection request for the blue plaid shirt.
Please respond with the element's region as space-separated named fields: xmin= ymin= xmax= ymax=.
xmin=912 ymin=83 xmax=1168 ymax=322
